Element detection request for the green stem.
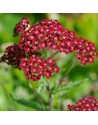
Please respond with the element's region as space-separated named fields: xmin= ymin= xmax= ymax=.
xmin=27 ymin=80 xmax=47 ymax=110
xmin=49 ymin=92 xmax=52 ymax=111
xmin=50 ymin=51 xmax=59 ymax=59
xmin=42 ymin=77 xmax=53 ymax=111
xmin=59 ymin=57 xmax=77 ymax=84
xmin=46 ymin=84 xmax=53 ymax=111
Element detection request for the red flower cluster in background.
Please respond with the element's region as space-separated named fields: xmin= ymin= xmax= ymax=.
xmin=0 ymin=17 xmax=98 ymax=81
xmin=67 ymin=96 xmax=98 ymax=111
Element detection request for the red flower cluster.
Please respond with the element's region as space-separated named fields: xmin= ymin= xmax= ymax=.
xmin=74 ymin=37 xmax=98 ymax=65
xmin=67 ymin=96 xmax=98 ymax=111
xmin=18 ymin=19 xmax=76 ymax=54
xmin=14 ymin=17 xmax=98 ymax=65
xmin=0 ymin=44 xmax=25 ymax=68
xmin=0 ymin=17 xmax=98 ymax=81
xmin=20 ymin=55 xmax=59 ymax=81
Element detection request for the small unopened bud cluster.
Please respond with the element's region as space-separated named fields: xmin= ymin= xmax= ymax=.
xmin=0 ymin=17 xmax=98 ymax=81
xmin=0 ymin=44 xmax=25 ymax=68
xmin=67 ymin=96 xmax=98 ymax=111
xmin=14 ymin=17 xmax=29 ymax=37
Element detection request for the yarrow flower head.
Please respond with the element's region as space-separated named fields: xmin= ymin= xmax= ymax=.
xmin=15 ymin=17 xmax=98 ymax=65
xmin=74 ymin=37 xmax=98 ymax=65
xmin=67 ymin=96 xmax=98 ymax=111
xmin=20 ymin=55 xmax=59 ymax=81
xmin=0 ymin=17 xmax=98 ymax=81
xmin=18 ymin=18 xmax=76 ymax=54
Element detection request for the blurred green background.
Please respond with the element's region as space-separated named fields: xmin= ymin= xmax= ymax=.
xmin=0 ymin=13 xmax=98 ymax=111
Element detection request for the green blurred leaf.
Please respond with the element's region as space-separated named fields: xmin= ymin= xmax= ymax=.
xmin=53 ymin=79 xmax=89 ymax=94
xmin=36 ymin=82 xmax=45 ymax=94
xmin=10 ymin=94 xmax=42 ymax=110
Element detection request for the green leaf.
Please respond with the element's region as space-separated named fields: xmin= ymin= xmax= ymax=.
xmin=53 ymin=79 xmax=89 ymax=94
xmin=28 ymin=77 xmax=47 ymax=93
xmin=29 ymin=80 xmax=38 ymax=91
xmin=36 ymin=82 xmax=45 ymax=94
xmin=10 ymin=94 xmax=42 ymax=110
